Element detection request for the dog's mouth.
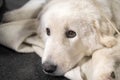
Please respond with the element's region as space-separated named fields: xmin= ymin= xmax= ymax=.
xmin=42 ymin=69 xmax=64 ymax=76
xmin=42 ymin=62 xmax=80 ymax=76
xmin=43 ymin=69 xmax=55 ymax=76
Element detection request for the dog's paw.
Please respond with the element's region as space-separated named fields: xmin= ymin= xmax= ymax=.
xmin=94 ymin=72 xmax=115 ymax=80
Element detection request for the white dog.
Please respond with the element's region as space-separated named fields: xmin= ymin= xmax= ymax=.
xmin=2 ymin=0 xmax=120 ymax=80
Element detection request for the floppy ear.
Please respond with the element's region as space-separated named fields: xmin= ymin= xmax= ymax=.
xmin=0 ymin=19 xmax=44 ymax=54
xmin=93 ymin=20 xmax=117 ymax=48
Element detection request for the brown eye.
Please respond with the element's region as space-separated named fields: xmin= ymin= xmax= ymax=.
xmin=66 ymin=30 xmax=76 ymax=38
xmin=46 ymin=28 xmax=50 ymax=36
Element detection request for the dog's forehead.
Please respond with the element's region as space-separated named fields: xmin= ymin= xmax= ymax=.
xmin=41 ymin=1 xmax=82 ymax=22
xmin=40 ymin=0 xmax=99 ymax=32
xmin=42 ymin=10 xmax=82 ymax=30
xmin=42 ymin=6 xmax=73 ymax=22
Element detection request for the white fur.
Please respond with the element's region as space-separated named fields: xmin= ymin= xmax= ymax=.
xmin=2 ymin=0 xmax=120 ymax=80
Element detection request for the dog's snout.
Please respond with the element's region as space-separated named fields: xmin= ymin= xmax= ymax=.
xmin=42 ymin=62 xmax=57 ymax=74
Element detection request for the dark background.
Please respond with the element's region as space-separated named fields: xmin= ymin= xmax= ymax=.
xmin=0 ymin=0 xmax=68 ymax=80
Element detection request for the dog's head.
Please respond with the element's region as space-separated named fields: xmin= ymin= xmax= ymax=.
xmin=37 ymin=1 xmax=107 ymax=76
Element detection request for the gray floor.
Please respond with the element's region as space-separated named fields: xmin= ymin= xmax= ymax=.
xmin=0 ymin=0 xmax=68 ymax=80
xmin=5 ymin=0 xmax=28 ymax=10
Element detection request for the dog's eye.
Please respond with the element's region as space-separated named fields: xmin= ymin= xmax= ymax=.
xmin=46 ymin=28 xmax=50 ymax=36
xmin=66 ymin=30 xmax=76 ymax=38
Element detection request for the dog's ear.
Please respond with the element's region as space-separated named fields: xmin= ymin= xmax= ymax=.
xmin=93 ymin=20 xmax=117 ymax=48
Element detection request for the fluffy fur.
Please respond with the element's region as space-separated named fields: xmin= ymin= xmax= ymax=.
xmin=1 ymin=0 xmax=120 ymax=80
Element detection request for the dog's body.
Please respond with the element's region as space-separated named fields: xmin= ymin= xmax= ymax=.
xmin=2 ymin=0 xmax=120 ymax=80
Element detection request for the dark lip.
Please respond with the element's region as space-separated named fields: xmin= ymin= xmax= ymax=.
xmin=42 ymin=69 xmax=64 ymax=76
xmin=43 ymin=69 xmax=57 ymax=76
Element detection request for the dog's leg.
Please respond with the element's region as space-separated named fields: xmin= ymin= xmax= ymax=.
xmin=91 ymin=49 xmax=116 ymax=80
xmin=3 ymin=0 xmax=48 ymax=22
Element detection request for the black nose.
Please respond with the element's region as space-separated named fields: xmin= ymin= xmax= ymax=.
xmin=42 ymin=62 xmax=57 ymax=73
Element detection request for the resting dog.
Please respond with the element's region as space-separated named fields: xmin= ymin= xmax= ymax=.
xmin=1 ymin=0 xmax=120 ymax=80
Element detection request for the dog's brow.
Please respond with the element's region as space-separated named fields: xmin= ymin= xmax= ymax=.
xmin=65 ymin=26 xmax=69 ymax=31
